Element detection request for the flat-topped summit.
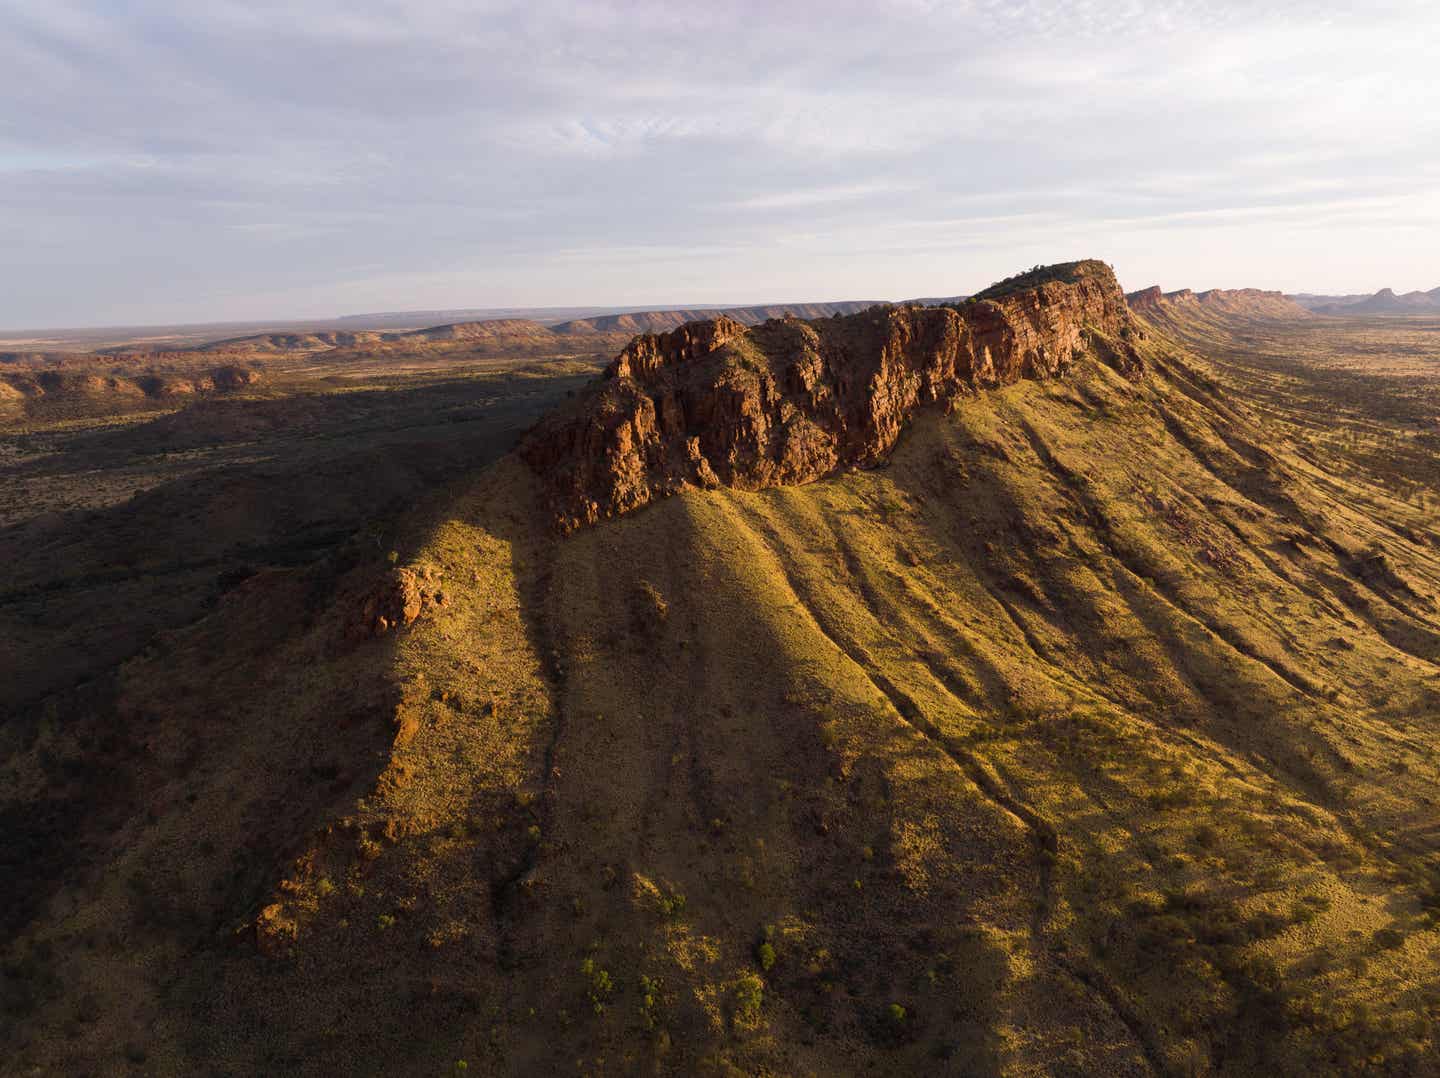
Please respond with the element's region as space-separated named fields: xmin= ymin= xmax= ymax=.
xmin=521 ymin=259 xmax=1141 ymax=530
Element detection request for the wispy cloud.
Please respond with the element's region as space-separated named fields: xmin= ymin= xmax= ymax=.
xmin=729 ymin=182 xmax=916 ymax=211
xmin=2 ymin=0 xmax=1439 ymax=324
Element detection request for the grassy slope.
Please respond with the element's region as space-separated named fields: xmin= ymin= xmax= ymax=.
xmin=7 ymin=315 xmax=1440 ymax=1074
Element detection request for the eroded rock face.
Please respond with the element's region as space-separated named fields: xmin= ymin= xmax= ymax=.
xmin=349 ymin=565 xmax=447 ymax=640
xmin=522 ymin=260 xmax=1139 ymax=530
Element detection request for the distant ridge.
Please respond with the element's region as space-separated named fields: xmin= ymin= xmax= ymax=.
xmin=332 ymin=305 xmax=620 ymax=326
xmin=187 ymin=306 xmax=894 ymax=354
xmin=4 ymin=297 xmax=979 ymax=355
xmin=1127 ymin=286 xmax=1311 ymax=321
xmin=1289 ymin=292 xmax=1371 ymax=311
xmin=387 ymin=318 xmax=557 ymax=343
xmin=194 ymin=318 xmax=564 ymax=355
xmin=1311 ymin=286 xmax=1440 ymax=316
xmin=1289 ymin=286 xmax=1440 ymax=315
xmin=549 ymin=300 xmax=883 ymax=336
xmin=189 ymin=330 xmax=384 ymax=354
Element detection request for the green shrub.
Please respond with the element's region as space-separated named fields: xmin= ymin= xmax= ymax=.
xmin=734 ymin=973 xmax=764 ymax=1024
xmin=581 ymin=957 xmax=614 ymax=1014
xmin=639 ymin=974 xmax=664 ymax=1032
xmin=658 ymin=888 xmax=686 ymax=919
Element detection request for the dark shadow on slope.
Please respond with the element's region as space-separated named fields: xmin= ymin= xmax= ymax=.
xmin=0 ymin=370 xmax=590 ymax=714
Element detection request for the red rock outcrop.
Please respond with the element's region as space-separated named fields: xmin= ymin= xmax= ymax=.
xmin=521 ymin=260 xmax=1140 ymax=531
xmin=349 ymin=565 xmax=447 ymax=640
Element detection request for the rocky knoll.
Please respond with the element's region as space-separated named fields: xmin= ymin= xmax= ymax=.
xmin=521 ymin=259 xmax=1140 ymax=530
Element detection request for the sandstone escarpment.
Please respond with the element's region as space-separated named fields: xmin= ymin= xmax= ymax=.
xmin=522 ymin=260 xmax=1140 ymax=530
xmin=1127 ymin=285 xmax=1312 ymax=321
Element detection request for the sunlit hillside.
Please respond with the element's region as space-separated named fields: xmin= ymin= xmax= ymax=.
xmin=8 ymin=269 xmax=1440 ymax=1074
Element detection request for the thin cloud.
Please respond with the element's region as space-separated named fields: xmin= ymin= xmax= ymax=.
xmin=2 ymin=0 xmax=1439 ymax=325
xmin=729 ymin=183 xmax=917 ymax=211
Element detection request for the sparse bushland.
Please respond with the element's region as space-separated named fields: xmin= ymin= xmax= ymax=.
xmin=6 ymin=294 xmax=1440 ymax=1074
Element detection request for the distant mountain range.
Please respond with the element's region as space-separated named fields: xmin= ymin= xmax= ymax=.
xmin=1289 ymin=286 xmax=1440 ymax=315
xmin=1 ymin=298 xmax=929 ymax=355
xmin=190 ymin=304 xmax=894 ymax=355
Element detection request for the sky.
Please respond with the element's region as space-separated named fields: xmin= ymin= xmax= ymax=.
xmin=3 ymin=0 xmax=1438 ymax=329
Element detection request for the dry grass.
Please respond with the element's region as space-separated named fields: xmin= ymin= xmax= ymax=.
xmin=6 ymin=310 xmax=1440 ymax=1073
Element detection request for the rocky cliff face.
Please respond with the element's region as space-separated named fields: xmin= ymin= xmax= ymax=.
xmin=522 ymin=259 xmax=1140 ymax=530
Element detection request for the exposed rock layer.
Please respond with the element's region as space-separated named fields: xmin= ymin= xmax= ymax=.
xmin=522 ymin=260 xmax=1140 ymax=530
xmin=348 ymin=564 xmax=447 ymax=641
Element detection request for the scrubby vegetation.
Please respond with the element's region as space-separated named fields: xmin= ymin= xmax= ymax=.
xmin=971 ymin=259 xmax=1113 ymax=301
xmin=6 ymin=298 xmax=1440 ymax=1073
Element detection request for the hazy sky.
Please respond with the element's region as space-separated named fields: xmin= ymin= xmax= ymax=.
xmin=4 ymin=1 xmax=1438 ymax=328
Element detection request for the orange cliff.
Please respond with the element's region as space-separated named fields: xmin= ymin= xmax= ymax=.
xmin=521 ymin=259 xmax=1143 ymax=531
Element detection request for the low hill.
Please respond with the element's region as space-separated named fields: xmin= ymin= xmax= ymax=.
xmin=386 ymin=318 xmax=557 ymax=343
xmin=7 ymin=260 xmax=1440 ymax=1074
xmin=0 ymin=363 xmax=264 ymax=421
xmin=194 ymin=331 xmax=386 ymax=354
xmin=196 ymin=320 xmax=559 ymax=354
